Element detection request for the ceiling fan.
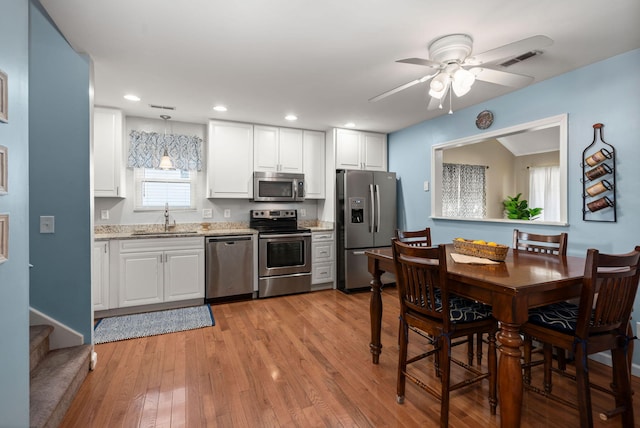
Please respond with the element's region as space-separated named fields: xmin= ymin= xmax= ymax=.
xmin=370 ymin=34 xmax=553 ymax=111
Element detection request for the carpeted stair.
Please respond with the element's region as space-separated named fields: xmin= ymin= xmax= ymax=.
xmin=29 ymin=325 xmax=91 ymax=428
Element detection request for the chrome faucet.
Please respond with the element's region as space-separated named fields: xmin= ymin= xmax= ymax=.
xmin=164 ymin=203 xmax=170 ymax=232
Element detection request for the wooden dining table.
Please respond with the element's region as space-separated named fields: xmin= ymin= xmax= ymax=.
xmin=365 ymin=244 xmax=586 ymax=428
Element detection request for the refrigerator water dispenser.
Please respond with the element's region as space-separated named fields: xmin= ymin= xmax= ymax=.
xmin=349 ymin=197 xmax=365 ymax=223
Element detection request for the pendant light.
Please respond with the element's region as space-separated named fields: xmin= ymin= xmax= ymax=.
xmin=158 ymin=115 xmax=174 ymax=170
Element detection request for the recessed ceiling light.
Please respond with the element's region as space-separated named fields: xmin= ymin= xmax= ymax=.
xmin=344 ymin=122 xmax=356 ymax=128
xmin=213 ymin=105 xmax=228 ymax=112
xmin=285 ymin=115 xmax=298 ymax=121
xmin=123 ymin=94 xmax=140 ymax=102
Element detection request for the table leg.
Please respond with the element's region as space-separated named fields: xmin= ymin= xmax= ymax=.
xmin=369 ymin=267 xmax=383 ymax=364
xmin=497 ymin=322 xmax=524 ymax=428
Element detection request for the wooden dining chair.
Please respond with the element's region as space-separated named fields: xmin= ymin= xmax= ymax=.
xmin=395 ymin=227 xmax=432 ymax=247
xmin=521 ymin=246 xmax=640 ymax=428
xmin=513 ymin=229 xmax=568 ymax=255
xmin=392 ymin=240 xmax=498 ymax=427
xmin=514 ymin=229 xmax=570 ymax=382
xmin=395 ymin=227 xmax=485 ymax=367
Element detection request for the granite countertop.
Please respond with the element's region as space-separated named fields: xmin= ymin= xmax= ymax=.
xmin=94 ymin=221 xmax=334 ymax=241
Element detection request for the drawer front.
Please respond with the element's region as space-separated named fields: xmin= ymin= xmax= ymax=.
xmin=312 ymin=241 xmax=335 ymax=263
xmin=312 ymin=231 xmax=334 ymax=242
xmin=118 ymin=237 xmax=204 ymax=253
xmin=312 ymin=262 xmax=334 ymax=284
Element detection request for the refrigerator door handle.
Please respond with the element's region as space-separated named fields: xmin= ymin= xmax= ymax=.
xmin=369 ymin=184 xmax=375 ymax=233
xmin=375 ymin=184 xmax=381 ymax=233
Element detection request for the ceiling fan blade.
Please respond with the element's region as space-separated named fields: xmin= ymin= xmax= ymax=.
xmin=396 ymin=57 xmax=441 ymax=68
xmin=467 ymin=35 xmax=553 ymax=65
xmin=471 ymin=67 xmax=534 ymax=87
xmin=369 ymin=73 xmax=438 ymax=102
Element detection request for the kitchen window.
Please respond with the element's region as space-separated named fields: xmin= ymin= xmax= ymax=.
xmin=133 ymin=168 xmax=196 ymax=210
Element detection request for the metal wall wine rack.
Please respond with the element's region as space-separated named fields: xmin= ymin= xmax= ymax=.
xmin=582 ymin=123 xmax=616 ymax=222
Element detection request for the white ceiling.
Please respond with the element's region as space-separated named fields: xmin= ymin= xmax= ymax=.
xmin=40 ymin=0 xmax=640 ymax=134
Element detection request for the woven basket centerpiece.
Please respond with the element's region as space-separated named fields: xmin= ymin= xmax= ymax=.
xmin=452 ymin=238 xmax=509 ymax=261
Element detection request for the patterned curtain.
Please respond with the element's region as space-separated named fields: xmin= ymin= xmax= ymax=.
xmin=127 ymin=131 xmax=202 ymax=171
xmin=442 ymin=163 xmax=486 ymax=218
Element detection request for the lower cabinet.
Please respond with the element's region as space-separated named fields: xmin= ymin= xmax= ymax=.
xmin=113 ymin=237 xmax=205 ymax=309
xmin=311 ymin=231 xmax=335 ymax=289
xmin=93 ymin=241 xmax=110 ymax=311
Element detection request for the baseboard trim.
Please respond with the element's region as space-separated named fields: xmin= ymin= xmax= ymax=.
xmin=589 ymin=352 xmax=640 ymax=378
xmin=29 ymin=307 xmax=84 ymax=350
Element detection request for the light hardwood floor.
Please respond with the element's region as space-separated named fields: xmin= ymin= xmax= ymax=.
xmin=61 ymin=288 xmax=639 ymax=427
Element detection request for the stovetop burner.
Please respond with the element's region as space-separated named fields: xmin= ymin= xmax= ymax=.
xmin=250 ymin=209 xmax=310 ymax=234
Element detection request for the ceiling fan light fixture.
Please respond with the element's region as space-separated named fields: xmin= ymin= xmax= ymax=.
xmin=429 ymin=82 xmax=449 ymax=99
xmin=430 ymin=73 xmax=450 ymax=93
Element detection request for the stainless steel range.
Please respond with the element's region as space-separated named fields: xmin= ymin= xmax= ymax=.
xmin=250 ymin=209 xmax=311 ymax=298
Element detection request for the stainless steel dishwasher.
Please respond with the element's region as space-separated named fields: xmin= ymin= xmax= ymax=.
xmin=205 ymin=235 xmax=254 ymax=300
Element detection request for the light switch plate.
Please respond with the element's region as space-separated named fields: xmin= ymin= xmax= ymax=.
xmin=202 ymin=208 xmax=213 ymax=219
xmin=423 ymin=181 xmax=429 ymax=191
xmin=223 ymin=209 xmax=231 ymax=218
xmin=40 ymin=216 xmax=55 ymax=234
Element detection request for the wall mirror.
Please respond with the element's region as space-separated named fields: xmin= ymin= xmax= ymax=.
xmin=431 ymin=114 xmax=568 ymax=225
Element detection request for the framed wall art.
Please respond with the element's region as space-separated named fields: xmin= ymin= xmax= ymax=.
xmin=0 ymin=145 xmax=7 ymax=194
xmin=0 ymin=69 xmax=7 ymax=123
xmin=0 ymin=214 xmax=7 ymax=264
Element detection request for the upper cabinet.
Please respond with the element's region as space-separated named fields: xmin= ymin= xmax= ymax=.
xmin=303 ymin=130 xmax=326 ymax=199
xmin=254 ymin=126 xmax=303 ymax=173
xmin=335 ymin=129 xmax=387 ymax=171
xmin=207 ymin=120 xmax=254 ymax=198
xmin=94 ymin=107 xmax=125 ymax=197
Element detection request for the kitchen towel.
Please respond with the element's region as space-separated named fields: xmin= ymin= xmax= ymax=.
xmin=450 ymin=253 xmax=500 ymax=265
xmin=94 ymin=304 xmax=214 ymax=344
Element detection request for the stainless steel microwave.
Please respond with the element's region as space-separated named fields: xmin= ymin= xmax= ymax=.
xmin=253 ymin=171 xmax=305 ymax=202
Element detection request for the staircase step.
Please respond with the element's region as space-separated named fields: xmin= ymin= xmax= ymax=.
xmin=30 ymin=344 xmax=92 ymax=428
xmin=30 ymin=325 xmax=54 ymax=373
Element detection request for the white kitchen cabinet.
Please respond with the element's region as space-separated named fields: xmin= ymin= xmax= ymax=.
xmin=311 ymin=231 xmax=335 ymax=288
xmin=303 ymin=130 xmax=325 ymax=199
xmin=207 ymin=120 xmax=254 ymax=198
xmin=335 ymin=128 xmax=387 ymax=171
xmin=118 ymin=251 xmax=164 ymax=307
xmin=115 ymin=237 xmax=204 ymax=308
xmin=164 ymin=249 xmax=205 ymax=301
xmin=254 ymin=126 xmax=303 ymax=173
xmin=94 ymin=107 xmax=125 ymax=197
xmin=92 ymin=241 xmax=110 ymax=311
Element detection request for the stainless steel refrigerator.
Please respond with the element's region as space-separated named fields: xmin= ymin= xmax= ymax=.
xmin=336 ymin=170 xmax=397 ymax=291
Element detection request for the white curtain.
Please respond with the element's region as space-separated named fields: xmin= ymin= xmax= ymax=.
xmin=529 ymin=166 xmax=560 ymax=222
xmin=442 ymin=163 xmax=486 ymax=218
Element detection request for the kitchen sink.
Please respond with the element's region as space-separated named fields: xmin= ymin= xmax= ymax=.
xmin=131 ymin=231 xmax=199 ymax=236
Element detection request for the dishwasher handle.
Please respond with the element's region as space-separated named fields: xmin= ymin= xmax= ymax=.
xmin=206 ymin=235 xmax=252 ymax=244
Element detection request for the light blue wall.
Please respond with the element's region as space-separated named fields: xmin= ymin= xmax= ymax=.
xmin=29 ymin=2 xmax=92 ymax=341
xmin=0 ymin=0 xmax=30 ymax=424
xmin=389 ymin=49 xmax=640 ymax=364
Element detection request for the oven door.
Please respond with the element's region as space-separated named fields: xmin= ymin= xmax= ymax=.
xmin=258 ymin=233 xmax=311 ymax=277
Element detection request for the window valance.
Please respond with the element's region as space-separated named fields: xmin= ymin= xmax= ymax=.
xmin=127 ymin=130 xmax=203 ymax=171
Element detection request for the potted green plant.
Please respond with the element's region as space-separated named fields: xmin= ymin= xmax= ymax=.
xmin=503 ymin=193 xmax=543 ymax=220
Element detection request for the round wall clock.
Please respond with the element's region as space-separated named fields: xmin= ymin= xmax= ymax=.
xmin=475 ymin=110 xmax=494 ymax=129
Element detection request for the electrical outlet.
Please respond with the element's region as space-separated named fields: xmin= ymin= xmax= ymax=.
xmin=40 ymin=216 xmax=55 ymax=234
xmin=300 ymin=208 xmax=306 ymax=217
xmin=202 ymin=208 xmax=213 ymax=219
xmin=100 ymin=210 xmax=109 ymax=220
xmin=223 ymin=209 xmax=231 ymax=218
